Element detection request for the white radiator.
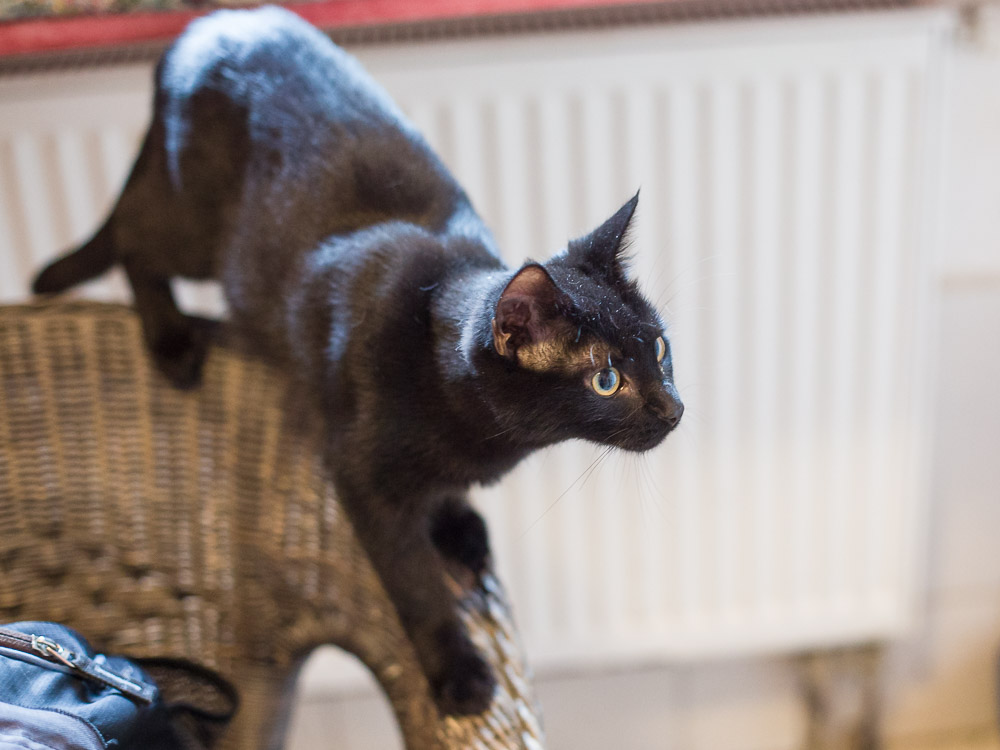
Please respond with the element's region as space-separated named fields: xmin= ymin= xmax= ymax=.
xmin=0 ymin=10 xmax=950 ymax=689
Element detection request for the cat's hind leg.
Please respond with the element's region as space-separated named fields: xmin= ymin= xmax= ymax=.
xmin=124 ymin=260 xmax=208 ymax=389
xmin=111 ymin=114 xmax=222 ymax=389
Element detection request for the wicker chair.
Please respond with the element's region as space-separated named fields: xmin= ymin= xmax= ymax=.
xmin=0 ymin=300 xmax=545 ymax=750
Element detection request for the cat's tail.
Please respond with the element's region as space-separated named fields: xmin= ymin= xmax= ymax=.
xmin=32 ymin=219 xmax=116 ymax=295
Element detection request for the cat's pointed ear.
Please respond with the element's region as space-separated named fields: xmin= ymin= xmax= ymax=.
xmin=567 ymin=191 xmax=639 ymax=279
xmin=492 ymin=264 xmax=568 ymax=360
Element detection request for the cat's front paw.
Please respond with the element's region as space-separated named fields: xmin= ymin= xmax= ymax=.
xmin=433 ymin=647 xmax=497 ymax=716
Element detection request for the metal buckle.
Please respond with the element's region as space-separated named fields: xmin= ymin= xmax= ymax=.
xmin=31 ymin=635 xmax=78 ymax=670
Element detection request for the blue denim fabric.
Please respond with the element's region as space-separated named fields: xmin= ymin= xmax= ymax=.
xmin=0 ymin=622 xmax=182 ymax=750
xmin=0 ymin=700 xmax=105 ymax=750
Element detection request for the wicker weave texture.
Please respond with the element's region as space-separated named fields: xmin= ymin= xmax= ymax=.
xmin=0 ymin=300 xmax=545 ymax=750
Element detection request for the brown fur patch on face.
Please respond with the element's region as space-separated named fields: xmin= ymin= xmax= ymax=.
xmin=516 ymin=338 xmax=573 ymax=372
xmin=516 ymin=336 xmax=617 ymax=376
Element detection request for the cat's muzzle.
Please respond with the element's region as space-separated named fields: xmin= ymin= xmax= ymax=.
xmin=618 ymin=392 xmax=684 ymax=452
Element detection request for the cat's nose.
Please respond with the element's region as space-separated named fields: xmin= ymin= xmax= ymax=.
xmin=648 ymin=391 xmax=684 ymax=431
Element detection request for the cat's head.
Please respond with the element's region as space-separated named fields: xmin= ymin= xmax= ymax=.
xmin=490 ymin=192 xmax=683 ymax=452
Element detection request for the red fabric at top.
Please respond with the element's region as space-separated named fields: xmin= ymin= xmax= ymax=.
xmin=0 ymin=0 xmax=671 ymax=57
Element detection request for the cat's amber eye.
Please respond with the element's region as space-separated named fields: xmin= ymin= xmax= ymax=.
xmin=591 ymin=367 xmax=621 ymax=397
xmin=655 ymin=336 xmax=666 ymax=363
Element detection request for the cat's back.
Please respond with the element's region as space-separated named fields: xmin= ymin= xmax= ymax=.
xmin=160 ymin=6 xmax=403 ymax=123
xmin=158 ymin=6 xmax=469 ymax=245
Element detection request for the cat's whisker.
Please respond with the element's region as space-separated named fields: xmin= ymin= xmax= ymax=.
xmin=576 ymin=445 xmax=614 ymax=491
xmin=636 ymin=460 xmax=665 ymax=527
xmin=652 ymin=259 xmax=741 ymax=320
xmin=675 ymin=403 xmax=706 ymax=431
xmin=637 ymin=454 xmax=667 ymax=511
xmin=655 ymin=303 xmax=714 ymax=320
xmin=616 ymin=452 xmax=629 ymax=484
xmin=661 ymin=251 xmax=725 ymax=285
xmin=631 ymin=454 xmax=666 ymax=529
xmin=671 ymin=417 xmax=703 ymax=452
xmin=482 ymin=422 xmax=519 ymax=441
xmin=624 ymin=455 xmax=645 ymax=523
xmin=519 ymin=445 xmax=613 ymax=537
xmin=651 ymin=257 xmax=723 ymax=310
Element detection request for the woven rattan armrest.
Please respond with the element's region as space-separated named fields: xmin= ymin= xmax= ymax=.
xmin=0 ymin=300 xmax=544 ymax=750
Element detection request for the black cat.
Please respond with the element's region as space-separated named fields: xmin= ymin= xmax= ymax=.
xmin=33 ymin=6 xmax=683 ymax=715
